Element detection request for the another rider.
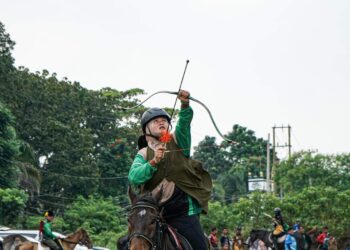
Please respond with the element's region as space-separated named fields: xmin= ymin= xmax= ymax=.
xmin=272 ymin=207 xmax=287 ymax=250
xmin=128 ymin=89 xmax=212 ymax=250
xmin=40 ymin=211 xmax=62 ymax=250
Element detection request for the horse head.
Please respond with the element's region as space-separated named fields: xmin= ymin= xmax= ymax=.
xmin=249 ymin=229 xmax=272 ymax=248
xmin=248 ymin=229 xmax=260 ymax=246
xmin=127 ymin=186 xmax=163 ymax=250
xmin=64 ymin=228 xmax=93 ymax=249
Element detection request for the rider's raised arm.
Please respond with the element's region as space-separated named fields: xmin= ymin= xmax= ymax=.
xmin=173 ymin=102 xmax=193 ymax=158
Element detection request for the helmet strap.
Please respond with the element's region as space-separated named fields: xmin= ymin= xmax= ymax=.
xmin=144 ymin=124 xmax=172 ymax=140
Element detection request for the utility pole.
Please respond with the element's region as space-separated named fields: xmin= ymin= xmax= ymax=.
xmin=271 ymin=124 xmax=292 ymax=193
xmin=266 ymin=133 xmax=271 ymax=192
xmin=288 ymin=125 xmax=291 ymax=158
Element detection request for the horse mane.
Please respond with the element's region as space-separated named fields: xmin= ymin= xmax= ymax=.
xmin=136 ymin=192 xmax=158 ymax=206
xmin=251 ymin=229 xmax=269 ymax=233
xmin=65 ymin=228 xmax=86 ymax=239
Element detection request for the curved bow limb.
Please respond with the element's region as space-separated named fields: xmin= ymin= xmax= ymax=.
xmin=117 ymin=91 xmax=234 ymax=143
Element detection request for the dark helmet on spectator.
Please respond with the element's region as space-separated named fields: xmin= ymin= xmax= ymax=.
xmin=141 ymin=108 xmax=171 ymax=133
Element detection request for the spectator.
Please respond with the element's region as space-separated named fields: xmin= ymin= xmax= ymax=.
xmin=285 ymin=227 xmax=297 ymax=250
xmin=293 ymin=219 xmax=301 ymax=232
xmin=222 ymin=243 xmax=230 ymax=250
xmin=220 ymin=227 xmax=230 ymax=248
xmin=233 ymin=227 xmax=244 ymax=250
xmin=209 ymin=227 xmax=219 ymax=250
xmin=316 ymin=226 xmax=329 ymax=250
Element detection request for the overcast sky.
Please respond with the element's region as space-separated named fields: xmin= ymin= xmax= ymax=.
xmin=2 ymin=0 xmax=350 ymax=158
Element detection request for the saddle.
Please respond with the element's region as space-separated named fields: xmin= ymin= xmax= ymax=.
xmin=165 ymin=224 xmax=193 ymax=250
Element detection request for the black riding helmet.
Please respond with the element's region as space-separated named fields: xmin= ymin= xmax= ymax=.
xmin=274 ymin=207 xmax=281 ymax=213
xmin=141 ymin=108 xmax=171 ymax=133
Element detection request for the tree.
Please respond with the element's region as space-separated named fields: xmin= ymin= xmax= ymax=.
xmin=0 ymin=101 xmax=19 ymax=188
xmin=63 ymin=196 xmax=127 ymax=247
xmin=193 ymin=125 xmax=272 ymax=202
xmin=0 ymin=188 xmax=28 ymax=226
xmin=0 ymin=22 xmax=15 ymax=76
xmin=193 ymin=136 xmax=229 ymax=179
xmin=275 ymin=151 xmax=350 ymax=193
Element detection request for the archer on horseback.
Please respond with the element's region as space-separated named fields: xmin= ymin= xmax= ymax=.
xmin=128 ymin=89 xmax=212 ymax=250
xmin=40 ymin=211 xmax=63 ymax=250
xmin=272 ymin=207 xmax=289 ymax=250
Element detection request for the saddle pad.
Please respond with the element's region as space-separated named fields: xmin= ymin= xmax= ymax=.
xmin=167 ymin=226 xmax=193 ymax=250
xmin=277 ymin=235 xmax=286 ymax=243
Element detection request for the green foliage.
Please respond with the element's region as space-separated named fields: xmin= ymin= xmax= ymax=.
xmin=194 ymin=125 xmax=272 ymax=201
xmin=24 ymin=215 xmax=65 ymax=232
xmin=0 ymin=101 xmax=20 ymax=188
xmin=201 ymin=201 xmax=237 ymax=233
xmin=193 ymin=136 xmax=229 ymax=179
xmin=223 ymin=124 xmax=270 ymax=167
xmin=63 ymin=196 xmax=127 ymax=248
xmin=275 ymin=151 xmax=350 ymax=193
xmin=0 ymin=22 xmax=15 ymax=74
xmin=0 ymin=188 xmax=28 ymax=226
xmin=282 ymin=187 xmax=350 ymax=237
xmin=0 ymin=65 xmax=143 ymax=207
xmin=218 ymin=163 xmax=248 ymax=203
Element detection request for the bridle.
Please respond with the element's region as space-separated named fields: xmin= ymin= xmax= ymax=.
xmin=61 ymin=231 xmax=90 ymax=247
xmin=128 ymin=202 xmax=164 ymax=250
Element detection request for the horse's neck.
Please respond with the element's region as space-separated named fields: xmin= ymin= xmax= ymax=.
xmin=18 ymin=242 xmax=37 ymax=250
xmin=61 ymin=240 xmax=77 ymax=250
xmin=256 ymin=231 xmax=273 ymax=247
xmin=61 ymin=233 xmax=80 ymax=250
xmin=257 ymin=230 xmax=270 ymax=240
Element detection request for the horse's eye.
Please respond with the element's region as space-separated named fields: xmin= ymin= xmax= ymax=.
xmin=151 ymin=219 xmax=156 ymax=224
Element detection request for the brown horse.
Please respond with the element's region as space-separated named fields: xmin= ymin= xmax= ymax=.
xmin=13 ymin=228 xmax=92 ymax=250
xmin=118 ymin=188 xmax=200 ymax=250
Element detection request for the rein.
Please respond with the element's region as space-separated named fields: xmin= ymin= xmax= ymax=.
xmin=60 ymin=235 xmax=89 ymax=246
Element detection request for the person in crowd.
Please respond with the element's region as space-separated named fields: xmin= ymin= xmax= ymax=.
xmin=285 ymin=227 xmax=297 ymax=250
xmin=220 ymin=227 xmax=231 ymax=249
xmin=233 ymin=227 xmax=244 ymax=250
xmin=209 ymin=227 xmax=219 ymax=250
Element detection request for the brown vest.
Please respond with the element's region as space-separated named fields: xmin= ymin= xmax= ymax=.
xmin=144 ymin=139 xmax=212 ymax=213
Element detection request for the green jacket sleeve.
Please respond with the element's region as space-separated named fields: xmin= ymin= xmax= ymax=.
xmin=175 ymin=106 xmax=193 ymax=157
xmin=128 ymin=154 xmax=157 ymax=185
xmin=43 ymin=222 xmax=56 ymax=239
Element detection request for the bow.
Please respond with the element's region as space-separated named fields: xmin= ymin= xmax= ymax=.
xmin=117 ymin=90 xmax=233 ymax=143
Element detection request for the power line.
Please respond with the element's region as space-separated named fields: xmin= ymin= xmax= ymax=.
xmin=0 ymin=156 xmax=129 ymax=180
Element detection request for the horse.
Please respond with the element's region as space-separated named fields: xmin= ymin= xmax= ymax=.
xmin=2 ymin=235 xmax=29 ymax=250
xmin=117 ymin=187 xmax=211 ymax=250
xmin=248 ymin=229 xmax=285 ymax=250
xmin=9 ymin=228 xmax=92 ymax=250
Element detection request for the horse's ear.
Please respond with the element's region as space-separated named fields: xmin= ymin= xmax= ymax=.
xmin=153 ymin=185 xmax=163 ymax=204
xmin=128 ymin=185 xmax=138 ymax=205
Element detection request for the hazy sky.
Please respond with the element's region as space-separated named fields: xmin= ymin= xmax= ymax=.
xmin=2 ymin=0 xmax=350 ymax=158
